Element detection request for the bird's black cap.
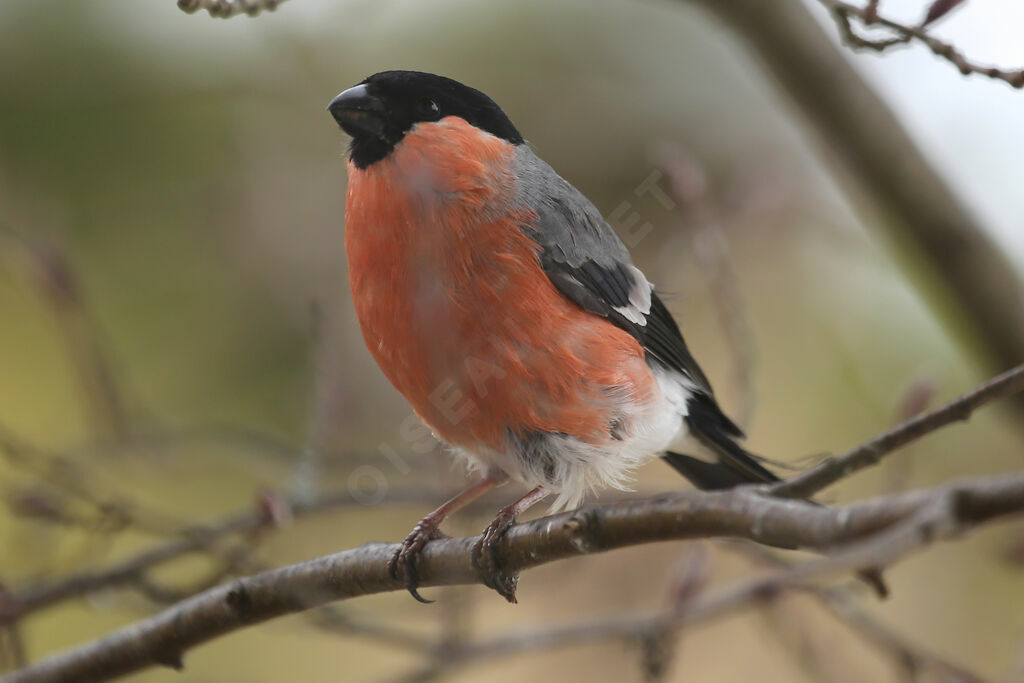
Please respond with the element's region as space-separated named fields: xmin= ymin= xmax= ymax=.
xmin=327 ymin=71 xmax=524 ymax=169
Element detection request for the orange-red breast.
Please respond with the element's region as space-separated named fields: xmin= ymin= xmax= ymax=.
xmin=328 ymin=71 xmax=778 ymax=603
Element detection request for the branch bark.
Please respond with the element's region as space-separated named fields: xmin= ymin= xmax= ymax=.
xmin=3 ymin=471 xmax=1024 ymax=683
xmin=820 ymin=0 xmax=1024 ymax=88
xmin=0 ymin=486 xmax=459 ymax=624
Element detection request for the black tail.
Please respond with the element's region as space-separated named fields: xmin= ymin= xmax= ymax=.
xmin=662 ymin=392 xmax=779 ymax=490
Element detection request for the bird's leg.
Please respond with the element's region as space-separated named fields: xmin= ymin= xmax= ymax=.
xmin=472 ymin=485 xmax=549 ymax=604
xmin=389 ymin=470 xmax=509 ymax=603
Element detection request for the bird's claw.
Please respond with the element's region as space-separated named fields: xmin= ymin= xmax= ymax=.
xmin=472 ymin=510 xmax=520 ymax=603
xmin=388 ymin=522 xmax=448 ymax=603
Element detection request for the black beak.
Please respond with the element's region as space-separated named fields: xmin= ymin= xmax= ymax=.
xmin=327 ymin=84 xmax=386 ymax=139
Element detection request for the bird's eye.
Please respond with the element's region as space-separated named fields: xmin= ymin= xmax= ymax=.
xmin=417 ymin=98 xmax=440 ymax=118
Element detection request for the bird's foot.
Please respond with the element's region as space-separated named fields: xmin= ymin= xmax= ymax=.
xmin=471 ymin=508 xmax=520 ymax=603
xmin=388 ymin=520 xmax=449 ymax=603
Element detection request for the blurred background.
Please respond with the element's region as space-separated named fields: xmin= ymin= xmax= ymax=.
xmin=1 ymin=0 xmax=1023 ymax=681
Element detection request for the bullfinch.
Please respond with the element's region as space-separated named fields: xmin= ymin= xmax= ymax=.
xmin=327 ymin=71 xmax=779 ymax=603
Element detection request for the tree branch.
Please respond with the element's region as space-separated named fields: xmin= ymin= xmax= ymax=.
xmin=3 ymin=471 xmax=1024 ymax=683
xmin=773 ymin=363 xmax=1024 ymax=498
xmin=176 ymin=0 xmax=288 ymax=19
xmin=0 ymin=232 xmax=130 ymax=442
xmin=0 ymin=486 xmax=456 ymax=624
xmin=820 ymin=0 xmax=1024 ymax=89
xmin=381 ymin=549 xmax=710 ymax=683
xmin=724 ymin=541 xmax=989 ymax=681
xmin=3 ymin=363 xmax=1023 ymax=680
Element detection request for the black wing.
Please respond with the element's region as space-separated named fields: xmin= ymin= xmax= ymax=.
xmin=540 ymin=253 xmax=713 ymax=397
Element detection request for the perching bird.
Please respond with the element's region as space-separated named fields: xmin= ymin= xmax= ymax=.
xmin=328 ymin=71 xmax=779 ymax=603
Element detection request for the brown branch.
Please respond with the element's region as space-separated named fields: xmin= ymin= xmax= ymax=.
xmin=0 ymin=425 xmax=187 ymax=537
xmin=309 ymin=606 xmax=436 ymax=653
xmin=391 ymin=534 xmax=986 ymax=683
xmin=0 ymin=232 xmax=129 ymax=442
xmin=822 ymin=587 xmax=989 ymax=681
xmin=0 ymin=628 xmax=25 ymax=674
xmin=819 ymin=0 xmax=1024 ymax=88
xmin=726 ymin=540 xmax=989 ymax=681
xmin=176 ymin=0 xmax=288 ymax=19
xmin=773 ymin=363 xmax=1024 ymax=498
xmin=3 ymin=471 xmax=1024 ymax=683
xmin=863 ymin=0 xmax=880 ymax=22
xmin=383 ymin=550 xmax=710 ymax=683
xmin=658 ymin=147 xmax=760 ymax=429
xmin=923 ymin=0 xmax=966 ymax=27
xmin=0 ymin=486 xmax=448 ymax=624
xmin=3 ymin=364 xmax=1022 ymax=678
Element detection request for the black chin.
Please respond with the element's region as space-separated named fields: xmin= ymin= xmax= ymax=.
xmin=348 ymin=136 xmax=397 ymax=170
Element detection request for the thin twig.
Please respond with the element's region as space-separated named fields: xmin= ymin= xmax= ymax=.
xmin=824 ymin=589 xmax=989 ymax=681
xmin=724 ymin=541 xmax=989 ymax=681
xmin=772 ymin=364 xmax=1024 ymax=498
xmin=0 ymin=232 xmax=130 ymax=441
xmin=0 ymin=628 xmax=25 ymax=673
xmin=658 ymin=148 xmax=760 ymax=428
xmin=176 ymin=0 xmax=288 ymax=19
xmin=0 ymin=425 xmax=186 ymax=536
xmin=381 ymin=551 xmax=709 ymax=683
xmin=0 ymin=486 xmax=452 ymax=624
xmin=309 ymin=606 xmax=436 ymax=653
xmin=817 ymin=0 xmax=1024 ymax=88
xmin=864 ymin=0 xmax=880 ymax=22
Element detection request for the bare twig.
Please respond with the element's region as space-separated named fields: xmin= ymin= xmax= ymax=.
xmin=885 ymin=375 xmax=939 ymax=492
xmin=0 ymin=586 xmax=25 ymax=673
xmin=725 ymin=541 xmax=989 ymax=681
xmin=772 ymin=363 xmax=1024 ymax=498
xmin=0 ymin=628 xmax=25 ymax=673
xmin=818 ymin=0 xmax=1024 ymax=88
xmin=824 ymin=588 xmax=989 ymax=682
xmin=0 ymin=232 xmax=129 ymax=441
xmin=759 ymin=596 xmax=848 ymax=682
xmin=638 ymin=546 xmax=710 ymax=681
xmin=309 ymin=606 xmax=436 ymax=653
xmin=383 ymin=550 xmax=710 ymax=683
xmin=0 ymin=486 xmax=451 ymax=624
xmin=658 ymin=148 xmax=760 ymax=428
xmin=376 ymin=534 xmax=988 ymax=683
xmin=176 ymin=0 xmax=288 ymax=19
xmin=864 ymin=0 xmax=880 ymax=22
xmin=4 ymin=471 xmax=1024 ymax=683
xmin=0 ymin=425 xmax=186 ymax=536
xmin=923 ymin=0 xmax=967 ymax=27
